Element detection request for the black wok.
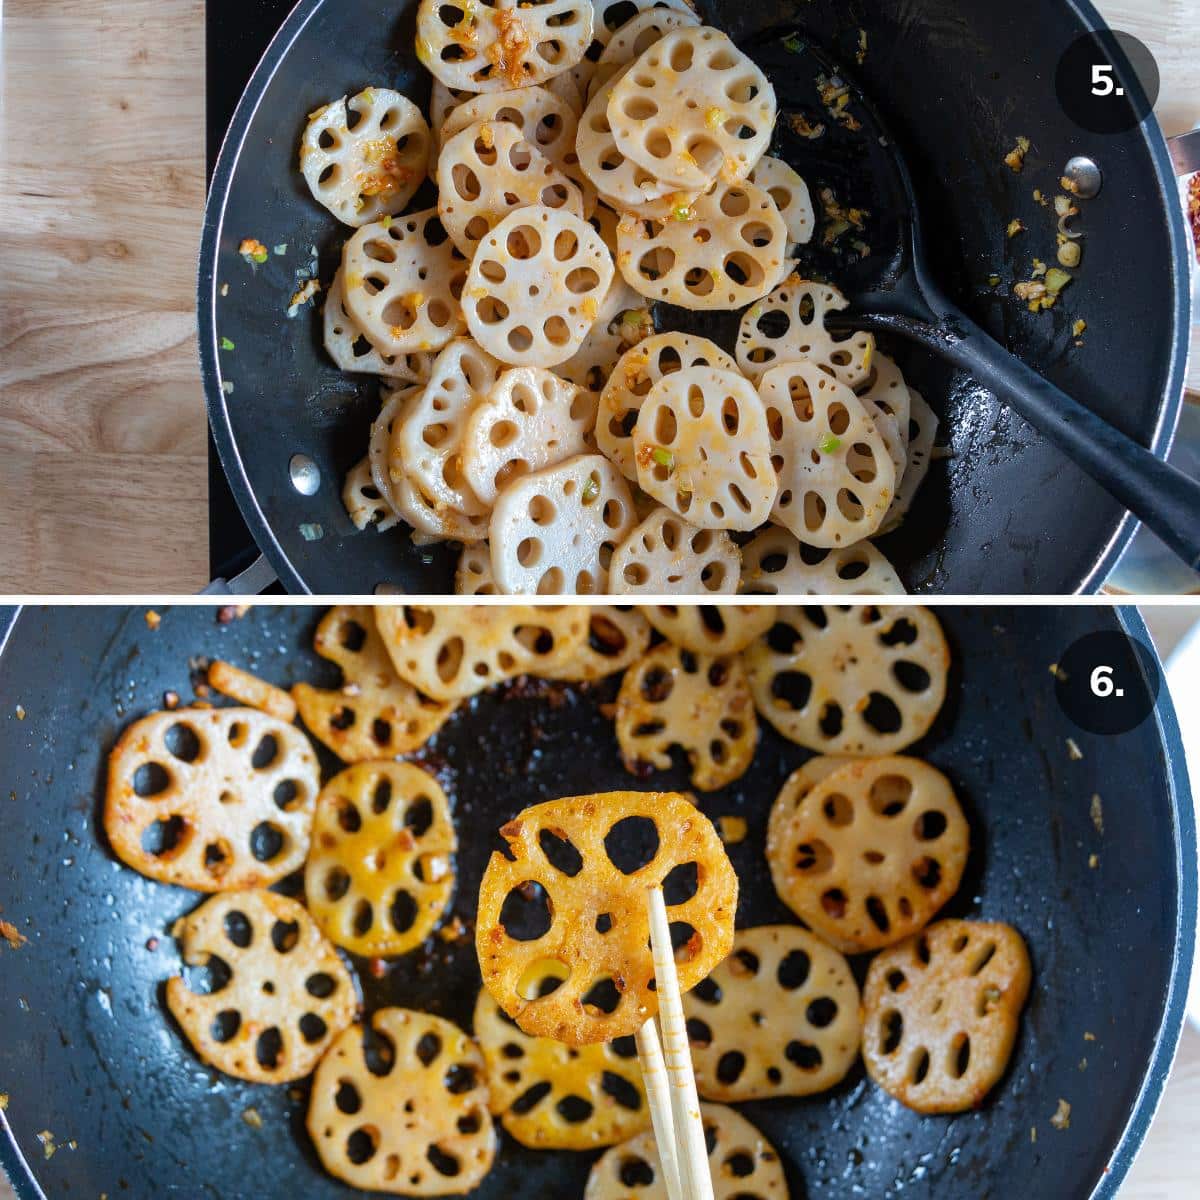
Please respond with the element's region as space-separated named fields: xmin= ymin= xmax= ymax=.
xmin=198 ymin=0 xmax=1191 ymax=595
xmin=0 ymin=604 xmax=1195 ymax=1199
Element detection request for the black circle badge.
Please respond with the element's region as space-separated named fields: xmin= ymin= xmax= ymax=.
xmin=1056 ymin=30 xmax=1160 ymax=135
xmin=1054 ymin=631 xmax=1161 ymax=736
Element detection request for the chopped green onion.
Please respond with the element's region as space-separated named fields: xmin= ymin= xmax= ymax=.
xmin=783 ymin=34 xmax=803 ymax=53
xmin=582 ymin=477 xmax=600 ymax=502
xmin=671 ymin=204 xmax=694 ymax=222
xmin=220 ymin=337 xmax=235 ymax=351
xmin=1044 ymin=268 xmax=1073 ymax=295
xmin=299 ymin=523 xmax=324 ymax=542
xmin=651 ymin=447 xmax=675 ymax=471
xmin=252 ymin=249 xmax=268 ymax=264
xmin=273 ymin=244 xmax=288 ymax=256
xmin=818 ymin=433 xmax=842 ymax=455
xmin=380 ymin=215 xmax=393 ymax=229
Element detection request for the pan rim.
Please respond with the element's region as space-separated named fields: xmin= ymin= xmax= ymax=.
xmin=196 ymin=0 xmax=1191 ymax=597
xmin=0 ymin=604 xmax=1195 ymax=1197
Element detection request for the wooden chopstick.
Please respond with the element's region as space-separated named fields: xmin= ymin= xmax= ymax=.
xmin=636 ymin=883 xmax=715 ymax=1200
xmin=635 ymin=1017 xmax=683 ymax=1200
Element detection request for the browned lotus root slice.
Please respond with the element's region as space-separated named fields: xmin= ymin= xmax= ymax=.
xmin=737 ymin=277 xmax=875 ymax=387
xmin=301 ymin=88 xmax=430 ymax=227
xmin=305 ymin=762 xmax=457 ymax=957
xmin=575 ymin=63 xmax=691 ymax=216
xmin=766 ymin=755 xmax=969 ymax=953
xmin=616 ymin=179 xmax=788 ymax=310
xmin=589 ymin=7 xmax=701 ymax=98
xmin=608 ymin=27 xmax=776 ymax=191
xmin=759 ymin=361 xmax=896 ymax=548
xmin=610 ymin=507 xmax=740 ymax=594
xmin=293 ymin=607 xmax=454 ymax=762
xmin=105 ymin=707 xmax=318 ymax=891
xmin=541 ymin=606 xmax=653 ymax=681
xmin=634 ymin=367 xmax=776 ymax=530
xmin=644 ymin=605 xmax=774 ymax=654
xmin=557 ymin=278 xmax=651 ymax=394
xmin=740 ymin=526 xmax=906 ymax=596
xmin=456 ymin=543 xmax=500 ymax=594
xmin=463 ymin=367 xmax=597 ymax=505
xmin=476 ymin=790 xmax=737 ymax=1044
xmin=474 ymin=980 xmax=648 ymax=1148
xmin=862 ymin=920 xmax=1032 ymax=1113
xmin=855 ymin=351 xmax=912 ymax=448
xmin=341 ymin=209 xmax=467 ymax=357
xmin=489 ymin=454 xmax=635 ymax=594
xmin=392 ymin=339 xmax=502 ymax=518
xmin=166 ymin=890 xmax=356 ymax=1083
xmin=344 ymin=456 xmax=400 ymax=533
xmin=463 ymin=206 xmax=615 ymax=368
xmin=879 ymin=387 xmax=938 ymax=536
xmin=417 ymin=0 xmax=593 ymax=92
xmin=377 ymin=605 xmax=589 ymax=701
xmin=598 ymin=333 xmax=736 ymax=479
xmin=745 ymin=605 xmax=949 ymax=756
xmin=747 ymin=155 xmax=815 ymax=247
xmin=616 ymin=642 xmax=757 ymax=791
xmin=441 ymin=86 xmax=579 ymax=173
xmin=585 ymin=1103 xmax=788 ymax=1200
xmin=324 ymin=270 xmax=434 ymax=380
xmin=685 ymin=925 xmax=860 ymax=1100
xmin=308 ymin=1008 xmax=496 ymax=1194
xmin=438 ymin=121 xmax=584 ymax=258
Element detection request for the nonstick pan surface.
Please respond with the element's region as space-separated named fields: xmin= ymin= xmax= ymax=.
xmin=199 ymin=0 xmax=1190 ymax=596
xmin=0 ymin=604 xmax=1194 ymax=1199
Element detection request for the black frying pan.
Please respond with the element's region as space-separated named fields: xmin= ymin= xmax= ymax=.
xmin=0 ymin=604 xmax=1195 ymax=1199
xmin=198 ymin=0 xmax=1192 ymax=596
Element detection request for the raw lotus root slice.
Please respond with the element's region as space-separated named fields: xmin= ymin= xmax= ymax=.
xmin=489 ymin=454 xmax=636 ymax=594
xmin=393 ymin=339 xmax=503 ymax=518
xmin=341 ymin=209 xmax=467 ymax=356
xmin=744 ymin=604 xmax=949 ymax=755
xmin=540 ymin=606 xmax=654 ymax=681
xmin=608 ymin=26 xmax=777 ymax=191
xmin=748 ymin=155 xmax=816 ymax=248
xmin=293 ymin=606 xmax=454 ymax=763
xmin=104 ymin=707 xmax=319 ymax=891
xmin=440 ymin=85 xmax=579 ymax=172
xmin=456 ymin=543 xmax=500 ymax=594
xmin=308 ymin=1008 xmax=497 ymax=1195
xmin=376 ymin=605 xmax=589 ymax=701
xmin=880 ymin=387 xmax=938 ymax=535
xmin=685 ymin=925 xmax=861 ymax=1101
xmin=165 ymin=890 xmax=356 ymax=1084
xmin=305 ymin=762 xmax=457 ymax=957
xmin=462 ymin=366 xmax=598 ymax=505
xmin=633 ymin=367 xmax=776 ymax=531
xmin=598 ymin=333 xmax=736 ymax=479
xmin=737 ymin=277 xmax=875 ymax=387
xmin=474 ymin=982 xmax=649 ymax=1149
xmin=759 ymin=360 xmax=897 ymax=549
xmin=371 ymin=385 xmax=423 ymax=519
xmin=616 ymin=178 xmax=789 ymax=310
xmin=416 ymin=0 xmax=594 ymax=92
xmin=324 ymin=270 xmax=435 ymax=381
xmin=615 ymin=641 xmax=758 ymax=791
xmin=740 ymin=526 xmax=906 ymax=596
xmin=437 ymin=121 xmax=584 ymax=258
xmin=476 ymin=790 xmax=737 ymax=1045
xmin=575 ymin=64 xmax=689 ymax=217
xmin=585 ymin=1103 xmax=788 ymax=1200
xmin=463 ymin=206 xmax=616 ymax=369
xmin=609 ymin=507 xmax=740 ymax=595
xmin=557 ymin=277 xmax=651 ymax=394
xmin=301 ymin=88 xmax=430 ymax=227
xmin=862 ymin=920 xmax=1032 ymax=1114
xmin=343 ymin=457 xmax=400 ymax=533
xmin=644 ymin=605 xmax=774 ymax=654
xmin=766 ymin=755 xmax=969 ymax=954
xmin=589 ymin=7 xmax=701 ymax=98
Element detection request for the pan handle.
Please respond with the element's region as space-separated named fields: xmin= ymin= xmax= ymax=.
xmin=851 ymin=308 xmax=1200 ymax=574
xmin=1168 ymin=129 xmax=1200 ymax=177
xmin=202 ymin=554 xmax=280 ymax=596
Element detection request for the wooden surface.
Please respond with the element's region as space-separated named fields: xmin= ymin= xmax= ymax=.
xmin=0 ymin=0 xmax=1196 ymax=593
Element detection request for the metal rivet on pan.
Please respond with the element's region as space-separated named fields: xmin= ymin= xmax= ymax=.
xmin=289 ymin=454 xmax=321 ymax=496
xmin=1062 ymin=156 xmax=1102 ymax=199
